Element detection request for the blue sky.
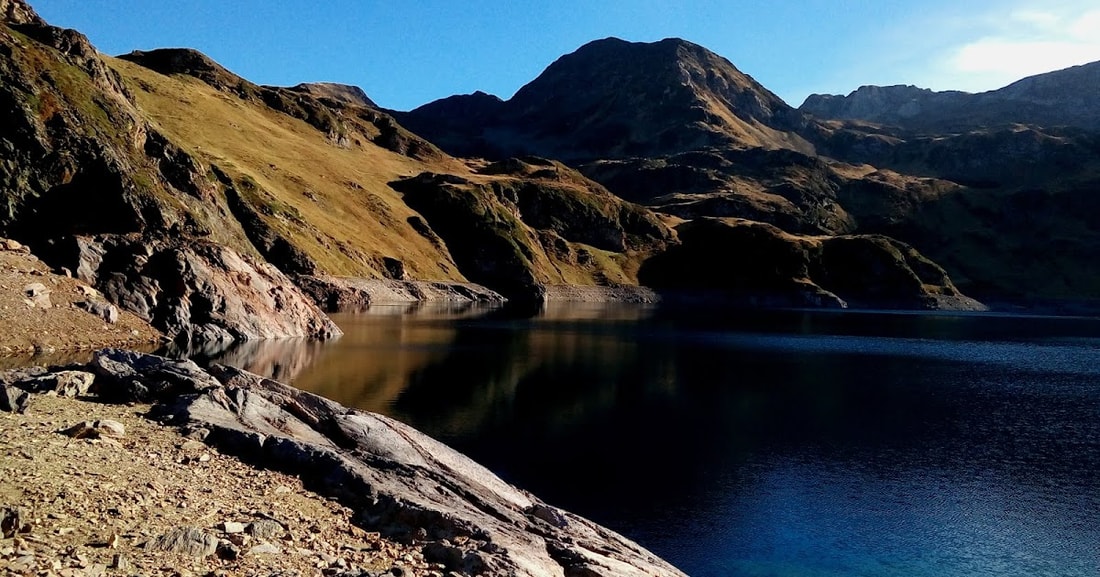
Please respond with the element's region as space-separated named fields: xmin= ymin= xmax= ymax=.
xmin=31 ymin=0 xmax=1100 ymax=111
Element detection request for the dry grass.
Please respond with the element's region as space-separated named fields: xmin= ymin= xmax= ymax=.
xmin=108 ymin=57 xmax=471 ymax=281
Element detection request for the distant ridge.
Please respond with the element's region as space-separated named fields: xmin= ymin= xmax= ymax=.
xmin=800 ymin=60 xmax=1100 ymax=131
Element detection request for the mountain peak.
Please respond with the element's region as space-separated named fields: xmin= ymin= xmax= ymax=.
xmin=119 ymin=48 xmax=251 ymax=93
xmin=288 ymin=82 xmax=377 ymax=108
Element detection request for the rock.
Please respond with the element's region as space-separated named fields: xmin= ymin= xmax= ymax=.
xmin=295 ymin=275 xmax=504 ymax=312
xmin=109 ymin=554 xmax=130 ymax=571
xmin=248 ymin=542 xmax=282 ymax=556
xmin=81 ymin=238 xmax=341 ymax=344
xmin=76 ymin=300 xmax=119 ymax=324
xmin=89 ymin=349 xmax=221 ymax=402
xmin=23 ymin=282 xmax=51 ymax=308
xmin=219 ymin=521 xmax=246 ymax=534
xmin=0 ymin=384 xmax=30 ymax=413
xmin=60 ymin=419 xmax=125 ymax=439
xmin=0 ymin=238 xmax=29 ymax=253
xmin=0 ymin=366 xmax=47 ymax=386
xmin=1 ymin=506 xmax=26 ymax=538
xmin=18 ymin=371 xmax=95 ymax=397
xmin=147 ymin=527 xmax=218 ymax=557
xmin=526 ymin=503 xmax=568 ymax=528
xmin=141 ymin=362 xmax=686 ymax=577
xmin=216 ymin=539 xmax=241 ymax=560
xmin=246 ymin=519 xmax=285 ymax=540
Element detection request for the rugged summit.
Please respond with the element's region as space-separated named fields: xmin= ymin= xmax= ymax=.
xmin=398 ymin=37 xmax=814 ymax=161
xmin=287 ymin=82 xmax=378 ymax=108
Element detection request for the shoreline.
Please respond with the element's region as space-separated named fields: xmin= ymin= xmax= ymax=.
xmin=1 ymin=349 xmax=688 ymax=577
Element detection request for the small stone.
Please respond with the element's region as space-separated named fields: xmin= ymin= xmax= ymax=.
xmin=60 ymin=419 xmax=125 ymax=439
xmin=109 ymin=553 xmax=130 ymax=570
xmin=2 ymin=506 xmax=27 ymax=538
xmin=219 ymin=522 xmax=246 ymax=534
xmin=147 ymin=527 xmax=218 ymax=557
xmin=23 ymin=282 xmax=51 ymax=308
xmin=248 ymin=542 xmax=282 ymax=556
xmin=95 ymin=420 xmax=125 ymax=438
xmin=76 ymin=301 xmax=119 ymax=324
xmin=180 ymin=440 xmax=205 ymax=451
xmin=247 ymin=519 xmax=285 ymax=540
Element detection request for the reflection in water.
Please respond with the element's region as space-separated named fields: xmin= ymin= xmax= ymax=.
xmin=203 ymin=305 xmax=1100 ymax=577
xmin=0 ymin=342 xmax=159 ymax=372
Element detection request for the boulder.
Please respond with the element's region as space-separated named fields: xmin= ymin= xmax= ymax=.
xmin=89 ymin=349 xmax=220 ymax=402
xmin=76 ymin=300 xmax=119 ymax=324
xmin=23 ymin=283 xmax=51 ymax=308
xmin=18 ymin=370 xmax=95 ymax=397
xmin=147 ymin=527 xmax=219 ymax=557
xmin=0 ymin=384 xmax=30 ymax=413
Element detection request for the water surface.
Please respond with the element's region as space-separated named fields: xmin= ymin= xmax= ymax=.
xmin=208 ymin=304 xmax=1100 ymax=576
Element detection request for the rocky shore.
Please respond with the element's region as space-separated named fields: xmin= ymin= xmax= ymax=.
xmin=1 ymin=350 xmax=687 ymax=577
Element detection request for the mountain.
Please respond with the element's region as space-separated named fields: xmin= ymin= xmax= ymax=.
xmin=395 ymin=35 xmax=1100 ymax=309
xmin=0 ymin=1 xmax=693 ymax=345
xmin=800 ymin=60 xmax=1100 ymax=132
xmin=0 ymin=0 xmax=1007 ymax=349
xmin=396 ymin=37 xmax=815 ymax=161
xmin=287 ymin=82 xmax=377 ymax=107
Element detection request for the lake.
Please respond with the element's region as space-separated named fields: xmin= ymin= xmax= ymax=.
xmin=204 ymin=303 xmax=1100 ymax=577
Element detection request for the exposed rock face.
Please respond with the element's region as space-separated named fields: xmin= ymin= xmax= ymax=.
xmin=296 ymin=275 xmax=505 ymax=312
xmin=581 ymin=147 xmax=860 ymax=235
xmin=397 ymin=37 xmax=814 ymax=161
xmin=639 ymin=218 xmax=985 ymax=310
xmin=77 ymin=236 xmax=340 ymax=345
xmin=391 ymin=163 xmax=673 ymax=300
xmin=75 ymin=350 xmax=687 ymax=577
xmin=287 ymin=82 xmax=377 ymax=108
xmin=801 ymin=85 xmax=971 ymax=128
xmin=0 ymin=7 xmax=344 ymax=343
xmin=801 ymin=60 xmax=1100 ymax=132
xmin=1 ymin=0 xmax=41 ymax=25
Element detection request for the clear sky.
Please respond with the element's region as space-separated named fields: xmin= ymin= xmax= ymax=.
xmin=30 ymin=0 xmax=1100 ymax=111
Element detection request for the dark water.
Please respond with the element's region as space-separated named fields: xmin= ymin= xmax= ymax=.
xmin=207 ymin=304 xmax=1100 ymax=576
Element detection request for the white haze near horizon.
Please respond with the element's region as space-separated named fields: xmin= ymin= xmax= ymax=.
xmin=796 ymin=1 xmax=1100 ymax=102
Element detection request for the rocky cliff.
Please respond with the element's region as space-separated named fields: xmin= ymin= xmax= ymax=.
xmin=0 ymin=3 xmax=343 ymax=344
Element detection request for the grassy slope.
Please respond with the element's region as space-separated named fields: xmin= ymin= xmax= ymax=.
xmin=108 ymin=57 xmax=654 ymax=289
xmin=108 ymin=56 xmax=469 ymax=280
